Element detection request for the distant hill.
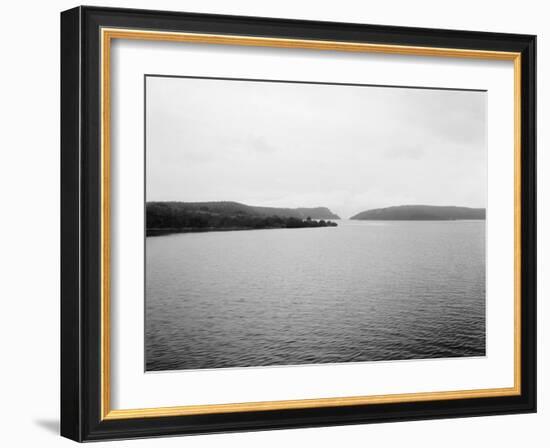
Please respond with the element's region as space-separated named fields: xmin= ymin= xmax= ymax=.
xmin=289 ymin=207 xmax=340 ymax=220
xmin=147 ymin=201 xmax=339 ymax=219
xmin=146 ymin=201 xmax=339 ymax=235
xmin=350 ymin=205 xmax=485 ymax=221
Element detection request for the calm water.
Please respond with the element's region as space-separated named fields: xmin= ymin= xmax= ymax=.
xmin=145 ymin=220 xmax=485 ymax=371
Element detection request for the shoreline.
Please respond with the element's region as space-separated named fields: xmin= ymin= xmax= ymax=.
xmin=147 ymin=224 xmax=336 ymax=237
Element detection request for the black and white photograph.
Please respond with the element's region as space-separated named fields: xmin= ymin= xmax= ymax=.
xmin=56 ymin=4 xmax=539 ymax=443
xmin=145 ymin=75 xmax=487 ymax=372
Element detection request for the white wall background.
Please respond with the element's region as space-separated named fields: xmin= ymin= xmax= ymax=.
xmin=0 ymin=0 xmax=546 ymax=446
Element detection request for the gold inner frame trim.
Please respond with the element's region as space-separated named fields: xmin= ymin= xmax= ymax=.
xmin=100 ymin=27 xmax=522 ymax=421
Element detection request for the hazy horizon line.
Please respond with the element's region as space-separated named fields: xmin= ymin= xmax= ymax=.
xmin=146 ymin=199 xmax=487 ymax=219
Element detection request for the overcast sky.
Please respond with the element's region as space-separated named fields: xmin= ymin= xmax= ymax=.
xmin=146 ymin=76 xmax=486 ymax=219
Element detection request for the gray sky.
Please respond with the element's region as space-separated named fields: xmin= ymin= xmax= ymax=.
xmin=146 ymin=76 xmax=486 ymax=219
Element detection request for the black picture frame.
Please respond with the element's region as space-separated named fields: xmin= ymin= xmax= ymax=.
xmin=61 ymin=5 xmax=536 ymax=442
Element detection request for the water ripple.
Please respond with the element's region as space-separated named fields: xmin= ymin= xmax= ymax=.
xmin=146 ymin=220 xmax=485 ymax=371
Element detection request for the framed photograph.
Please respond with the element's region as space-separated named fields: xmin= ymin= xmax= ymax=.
xmin=60 ymin=6 xmax=536 ymax=442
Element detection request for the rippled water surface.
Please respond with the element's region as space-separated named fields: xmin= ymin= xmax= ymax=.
xmin=145 ymin=220 xmax=485 ymax=371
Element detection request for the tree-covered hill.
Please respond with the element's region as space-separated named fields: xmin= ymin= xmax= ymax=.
xmin=146 ymin=201 xmax=339 ymax=235
xmin=350 ymin=205 xmax=485 ymax=221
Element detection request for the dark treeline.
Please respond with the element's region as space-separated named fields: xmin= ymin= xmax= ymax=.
xmin=147 ymin=202 xmax=337 ymax=235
